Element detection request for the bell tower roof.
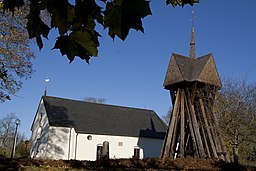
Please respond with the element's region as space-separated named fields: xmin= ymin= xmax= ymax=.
xmin=163 ymin=11 xmax=221 ymax=90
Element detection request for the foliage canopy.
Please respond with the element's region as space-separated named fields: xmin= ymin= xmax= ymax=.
xmin=0 ymin=113 xmax=28 ymax=157
xmin=214 ymin=78 xmax=256 ymax=165
xmin=0 ymin=0 xmax=35 ymax=102
xmin=2 ymin=0 xmax=199 ymax=63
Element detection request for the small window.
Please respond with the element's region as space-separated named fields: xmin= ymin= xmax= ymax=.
xmin=87 ymin=135 xmax=92 ymax=141
xmin=96 ymin=145 xmax=103 ymax=160
xmin=134 ymin=148 xmax=140 ymax=158
xmin=118 ymin=142 xmax=123 ymax=146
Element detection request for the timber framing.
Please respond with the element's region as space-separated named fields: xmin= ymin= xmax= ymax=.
xmin=160 ymin=84 xmax=229 ymax=162
xmin=161 ymin=17 xmax=229 ymax=161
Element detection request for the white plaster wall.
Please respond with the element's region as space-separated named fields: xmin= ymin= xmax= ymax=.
xmin=32 ymin=124 xmax=164 ymax=160
xmin=34 ymin=129 xmax=49 ymax=159
xmin=67 ymin=128 xmax=76 ymax=160
xmin=71 ymin=133 xmax=144 ymax=161
xmin=46 ymin=126 xmax=71 ymax=160
xmin=30 ymin=100 xmax=50 ymax=158
xmin=42 ymin=128 xmax=164 ymax=161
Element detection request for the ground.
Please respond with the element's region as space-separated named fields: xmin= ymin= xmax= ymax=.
xmin=0 ymin=157 xmax=255 ymax=171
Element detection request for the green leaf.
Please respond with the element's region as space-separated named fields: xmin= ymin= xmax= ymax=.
xmin=53 ymin=36 xmax=78 ymax=62
xmin=3 ymin=0 xmax=24 ymax=12
xmin=36 ymin=36 xmax=43 ymax=50
xmin=103 ymin=2 xmax=121 ymax=39
xmin=71 ymin=30 xmax=99 ymax=57
xmin=26 ymin=11 xmax=50 ymax=50
xmin=104 ymin=0 xmax=151 ymax=40
xmin=123 ymin=0 xmax=151 ymax=18
xmin=166 ymin=0 xmax=199 ymax=6
xmin=53 ymin=30 xmax=99 ymax=63
xmin=46 ymin=0 xmax=74 ymax=35
xmin=75 ymin=0 xmax=103 ymax=26
xmin=26 ymin=1 xmax=50 ymax=50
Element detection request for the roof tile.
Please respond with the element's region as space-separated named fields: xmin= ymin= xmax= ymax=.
xmin=43 ymin=96 xmax=167 ymax=139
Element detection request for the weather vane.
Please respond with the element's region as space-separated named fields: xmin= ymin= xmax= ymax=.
xmin=44 ymin=77 xmax=50 ymax=96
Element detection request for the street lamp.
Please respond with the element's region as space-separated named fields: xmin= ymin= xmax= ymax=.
xmin=11 ymin=119 xmax=21 ymax=159
xmin=25 ymin=140 xmax=29 ymax=156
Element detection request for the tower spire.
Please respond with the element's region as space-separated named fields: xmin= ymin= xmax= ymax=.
xmin=189 ymin=10 xmax=196 ymax=59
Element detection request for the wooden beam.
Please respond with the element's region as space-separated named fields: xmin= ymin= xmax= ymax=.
xmin=212 ymin=105 xmax=230 ymax=162
xmin=184 ymin=91 xmax=199 ymax=157
xmin=161 ymin=89 xmax=181 ymax=158
xmin=185 ymin=88 xmax=206 ymax=158
xmin=199 ymin=99 xmax=218 ymax=158
xmin=209 ymin=121 xmax=222 ymax=156
xmin=194 ymin=100 xmax=211 ymax=158
xmin=191 ymin=83 xmax=197 ymax=104
xmin=205 ymin=106 xmax=223 ymax=159
xmin=170 ymin=111 xmax=180 ymax=158
xmin=201 ymin=124 xmax=211 ymax=158
xmin=160 ymin=128 xmax=168 ymax=158
xmin=170 ymin=91 xmax=176 ymax=106
xmin=208 ymin=108 xmax=229 ymax=162
xmin=180 ymin=89 xmax=185 ymax=158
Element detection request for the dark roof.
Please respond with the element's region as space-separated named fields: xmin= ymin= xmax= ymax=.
xmin=164 ymin=53 xmax=221 ymax=89
xmin=42 ymin=96 xmax=167 ymax=139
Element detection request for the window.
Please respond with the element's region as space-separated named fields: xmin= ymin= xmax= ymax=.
xmin=134 ymin=148 xmax=140 ymax=159
xmin=118 ymin=142 xmax=123 ymax=146
xmin=96 ymin=145 xmax=103 ymax=160
xmin=87 ymin=135 xmax=92 ymax=141
xmin=39 ymin=111 xmax=43 ymax=126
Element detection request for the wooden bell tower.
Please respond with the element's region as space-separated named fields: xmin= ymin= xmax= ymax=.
xmin=160 ymin=11 xmax=229 ymax=162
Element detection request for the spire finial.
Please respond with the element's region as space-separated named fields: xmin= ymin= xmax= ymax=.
xmin=191 ymin=10 xmax=195 ymax=32
xmin=44 ymin=77 xmax=50 ymax=96
xmin=189 ymin=10 xmax=196 ymax=59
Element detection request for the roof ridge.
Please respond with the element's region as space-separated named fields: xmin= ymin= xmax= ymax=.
xmin=173 ymin=54 xmax=187 ymax=81
xmin=195 ymin=54 xmax=211 ymax=80
xmin=43 ymin=95 xmax=154 ymax=112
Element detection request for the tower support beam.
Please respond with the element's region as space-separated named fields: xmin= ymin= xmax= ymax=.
xmin=160 ymin=85 xmax=229 ymax=162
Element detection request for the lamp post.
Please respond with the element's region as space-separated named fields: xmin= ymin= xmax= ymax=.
xmin=25 ymin=140 xmax=29 ymax=156
xmin=11 ymin=118 xmax=21 ymax=159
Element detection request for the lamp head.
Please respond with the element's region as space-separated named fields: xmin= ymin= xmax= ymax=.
xmin=15 ymin=119 xmax=21 ymax=125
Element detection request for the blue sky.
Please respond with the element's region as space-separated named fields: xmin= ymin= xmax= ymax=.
xmin=1 ymin=0 xmax=256 ymax=138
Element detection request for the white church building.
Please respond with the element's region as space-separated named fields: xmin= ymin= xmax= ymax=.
xmin=30 ymin=96 xmax=167 ymax=160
